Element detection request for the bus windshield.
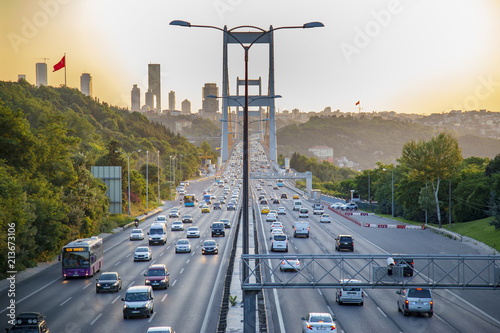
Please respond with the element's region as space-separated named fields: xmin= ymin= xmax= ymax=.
xmin=62 ymin=251 xmax=90 ymax=268
xmin=184 ymin=194 xmax=196 ymax=206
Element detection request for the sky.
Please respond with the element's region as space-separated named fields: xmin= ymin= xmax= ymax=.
xmin=1 ymin=0 xmax=500 ymax=115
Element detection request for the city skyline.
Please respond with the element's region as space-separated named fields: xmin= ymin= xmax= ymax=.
xmin=1 ymin=0 xmax=500 ymax=115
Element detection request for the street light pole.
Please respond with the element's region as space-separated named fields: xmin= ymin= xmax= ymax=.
xmin=383 ymin=168 xmax=394 ymax=217
xmin=146 ymin=150 xmax=149 ymax=209
xmin=157 ymin=151 xmax=160 ymax=205
xmin=116 ymin=149 xmax=141 ymax=216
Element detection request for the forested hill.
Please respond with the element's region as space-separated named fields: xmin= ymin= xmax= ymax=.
xmin=0 ymin=80 xmax=200 ymax=275
xmin=277 ymin=115 xmax=500 ymax=169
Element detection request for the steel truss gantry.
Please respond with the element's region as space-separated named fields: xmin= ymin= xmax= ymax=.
xmin=241 ymin=254 xmax=500 ymax=290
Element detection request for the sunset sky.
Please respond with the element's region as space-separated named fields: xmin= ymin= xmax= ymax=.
xmin=1 ymin=0 xmax=500 ymax=115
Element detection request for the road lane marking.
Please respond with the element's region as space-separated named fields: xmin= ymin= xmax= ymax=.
xmin=112 ymin=296 xmax=120 ymax=304
xmin=172 ymin=280 xmax=177 ymax=287
xmin=90 ymin=313 xmax=102 ymax=325
xmin=0 ymin=277 xmax=61 ymax=313
xmin=151 ymin=259 xmax=156 ymax=264
xmin=128 ymin=281 xmax=135 ymax=288
xmin=317 ymin=289 xmax=322 ymax=295
xmin=60 ymin=297 xmax=72 ymax=306
xmin=114 ymin=261 xmax=121 ymax=266
xmin=148 ymin=312 xmax=156 ymax=322
xmin=186 ymin=259 xmax=190 ymax=264
xmin=160 ymin=252 xmax=164 ymax=256
xmin=126 ymin=253 xmax=131 ymax=257
xmin=82 ymin=283 xmax=92 ymax=290
xmin=377 ymin=307 xmax=388 ymax=317
xmin=180 ymin=268 xmax=184 ymax=274
xmin=162 ymin=294 xmax=168 ymax=302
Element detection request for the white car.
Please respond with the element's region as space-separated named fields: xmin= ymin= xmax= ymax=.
xmin=155 ymin=215 xmax=167 ymax=224
xmin=270 ymin=221 xmax=284 ymax=232
xmin=169 ymin=209 xmax=180 ymax=218
xmin=299 ymin=208 xmax=309 ymax=218
xmin=266 ymin=212 xmax=278 ymax=222
xmin=330 ymin=202 xmax=344 ymax=209
xmin=134 ymin=246 xmax=152 ymax=261
xmin=129 ymin=228 xmax=144 ymax=240
xmin=186 ymin=226 xmax=200 ymax=238
xmin=280 ymin=258 xmax=300 ymax=272
xmin=277 ymin=207 xmax=286 ymax=215
xmin=175 ymin=239 xmax=191 ymax=253
xmin=171 ymin=221 xmax=184 ymax=231
xmin=320 ymin=214 xmax=332 ymax=223
xmin=301 ymin=313 xmax=336 ymax=332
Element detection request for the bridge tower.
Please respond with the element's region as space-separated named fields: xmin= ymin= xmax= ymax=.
xmin=220 ymin=26 xmax=277 ymax=163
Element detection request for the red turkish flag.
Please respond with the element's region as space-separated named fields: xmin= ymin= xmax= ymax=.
xmin=53 ymin=55 xmax=65 ymax=72
xmin=355 ymin=101 xmax=360 ymax=105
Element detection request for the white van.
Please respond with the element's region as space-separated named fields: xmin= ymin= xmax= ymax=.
xmin=336 ymin=279 xmax=364 ymax=305
xmin=148 ymin=223 xmax=167 ymax=245
xmin=293 ymin=200 xmax=302 ymax=211
xmin=270 ymin=233 xmax=288 ymax=252
xmin=294 ymin=221 xmax=310 ymax=238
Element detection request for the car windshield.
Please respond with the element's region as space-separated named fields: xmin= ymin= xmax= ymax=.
xmin=182 ymin=215 xmax=191 ymax=219
xmin=177 ymin=240 xmax=188 ymax=244
xmin=309 ymin=314 xmax=332 ymax=323
xmin=136 ymin=248 xmax=148 ymax=252
xmin=274 ymin=235 xmax=286 ymax=241
xmin=99 ymin=273 xmax=117 ymax=280
xmin=343 ymin=287 xmax=361 ymax=291
xmin=150 ymin=228 xmax=163 ymax=235
xmin=204 ymin=241 xmax=216 ymax=246
xmin=188 ymin=227 xmax=198 ymax=231
xmin=147 ymin=269 xmax=165 ymax=276
xmin=407 ymin=289 xmax=431 ymax=298
xmin=323 ymin=214 xmax=329 ymax=217
xmin=125 ymin=291 xmax=149 ymax=302
xmin=340 ymin=237 xmax=352 ymax=242
xmin=131 ymin=229 xmax=142 ymax=233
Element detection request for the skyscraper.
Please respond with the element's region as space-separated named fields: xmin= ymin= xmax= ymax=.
xmin=148 ymin=64 xmax=161 ymax=112
xmin=35 ymin=62 xmax=47 ymax=87
xmin=131 ymin=84 xmax=140 ymax=111
xmin=168 ymin=91 xmax=175 ymax=111
xmin=181 ymin=99 xmax=191 ymax=114
xmin=80 ymin=73 xmax=92 ymax=96
xmin=145 ymin=88 xmax=154 ymax=111
xmin=202 ymin=83 xmax=219 ymax=114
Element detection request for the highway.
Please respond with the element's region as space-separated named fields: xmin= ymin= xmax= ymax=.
xmin=2 ymin=146 xmax=500 ymax=333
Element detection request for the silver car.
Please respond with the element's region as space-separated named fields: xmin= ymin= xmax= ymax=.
xmin=134 ymin=246 xmax=152 ymax=261
xmin=186 ymin=226 xmax=200 ymax=238
xmin=301 ymin=312 xmax=336 ymax=332
xmin=397 ymin=288 xmax=433 ymax=317
xmin=171 ymin=221 xmax=184 ymax=231
xmin=129 ymin=228 xmax=144 ymax=240
xmin=175 ymin=239 xmax=191 ymax=253
xmin=336 ymin=279 xmax=364 ymax=305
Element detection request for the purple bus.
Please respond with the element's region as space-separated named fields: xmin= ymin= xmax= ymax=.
xmin=61 ymin=236 xmax=103 ymax=278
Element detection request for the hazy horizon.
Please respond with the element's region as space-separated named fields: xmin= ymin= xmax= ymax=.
xmin=1 ymin=0 xmax=500 ymax=115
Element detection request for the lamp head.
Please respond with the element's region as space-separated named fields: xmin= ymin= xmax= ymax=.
xmin=303 ymin=21 xmax=324 ymax=29
xmin=170 ymin=20 xmax=191 ymax=27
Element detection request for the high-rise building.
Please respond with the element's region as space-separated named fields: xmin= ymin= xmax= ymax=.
xmin=18 ymin=74 xmax=26 ymax=81
xmin=168 ymin=91 xmax=175 ymax=111
xmin=148 ymin=64 xmax=161 ymax=112
xmin=181 ymin=99 xmax=191 ymax=114
xmin=80 ymin=73 xmax=92 ymax=96
xmin=35 ymin=62 xmax=47 ymax=87
xmin=131 ymin=84 xmax=140 ymax=111
xmin=145 ymin=88 xmax=154 ymax=111
xmin=202 ymin=83 xmax=219 ymax=114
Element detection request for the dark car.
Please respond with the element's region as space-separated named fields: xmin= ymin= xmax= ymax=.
xmin=181 ymin=214 xmax=193 ymax=223
xmin=211 ymin=222 xmax=225 ymax=237
xmin=96 ymin=272 xmax=122 ymax=293
xmin=227 ymin=202 xmax=236 ymax=211
xmin=394 ymin=257 xmax=414 ymax=277
xmin=213 ymin=202 xmax=221 ymax=210
xmin=281 ymin=193 xmax=288 ymax=199
xmin=260 ymin=198 xmax=268 ymax=205
xmin=6 ymin=312 xmax=49 ymax=333
xmin=335 ymin=235 xmax=354 ymax=252
xmin=273 ymin=198 xmax=280 ymax=204
xmin=202 ymin=240 xmax=219 ymax=255
xmin=144 ymin=264 xmax=170 ymax=289
xmin=221 ymin=218 xmax=231 ymax=228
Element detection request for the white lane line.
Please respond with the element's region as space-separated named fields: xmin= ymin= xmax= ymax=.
xmin=160 ymin=252 xmax=164 ymax=256
xmin=317 ymin=289 xmax=322 ymax=296
xmin=151 ymin=259 xmax=157 ymax=264
xmin=445 ymin=290 xmax=500 ymax=326
xmin=82 ymin=283 xmax=92 ymax=290
xmin=112 ymin=295 xmax=120 ymax=304
xmin=186 ymin=259 xmax=190 ymax=264
xmin=148 ymin=312 xmax=156 ymax=322
xmin=114 ymin=261 xmax=121 ymax=267
xmin=141 ymin=269 xmax=146 ymax=275
xmin=60 ymin=297 xmax=72 ymax=306
xmin=172 ymin=280 xmax=177 ymax=287
xmin=90 ymin=313 xmax=102 ymax=325
xmin=180 ymin=268 xmax=184 ymax=274
xmin=128 ymin=281 xmax=135 ymax=288
xmin=162 ymin=294 xmax=168 ymax=302
xmin=126 ymin=253 xmax=131 ymax=257
xmin=166 ymin=246 xmax=171 ymax=250
xmin=377 ymin=307 xmax=388 ymax=318
xmin=0 ymin=277 xmax=61 ymax=313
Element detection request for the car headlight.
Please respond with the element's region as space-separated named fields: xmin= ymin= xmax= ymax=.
xmin=161 ymin=279 xmax=166 ymax=283
xmin=145 ymin=279 xmax=150 ymax=283
xmin=96 ymin=283 xmax=101 ymax=287
xmin=123 ymin=304 xmax=128 ymax=309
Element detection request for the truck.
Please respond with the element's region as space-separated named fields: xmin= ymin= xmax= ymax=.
xmin=294 ymin=221 xmax=310 ymax=238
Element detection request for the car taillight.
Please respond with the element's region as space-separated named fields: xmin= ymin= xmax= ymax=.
xmin=306 ymin=324 xmax=313 ymax=330
xmin=405 ymin=300 xmax=409 ymax=308
xmin=281 ymin=261 xmax=285 ymax=265
xmin=339 ymin=291 xmax=342 ymax=296
xmin=430 ymin=301 xmax=433 ymax=309
xmin=330 ymin=325 xmax=336 ymax=330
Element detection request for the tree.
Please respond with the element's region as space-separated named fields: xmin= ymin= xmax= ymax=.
xmin=488 ymin=191 xmax=500 ymax=230
xmin=398 ymin=132 xmax=462 ymax=227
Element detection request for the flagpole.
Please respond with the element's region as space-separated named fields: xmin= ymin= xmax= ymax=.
xmin=64 ymin=53 xmax=66 ymax=87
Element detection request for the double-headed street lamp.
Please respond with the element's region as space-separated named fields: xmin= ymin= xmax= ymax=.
xmin=383 ymin=168 xmax=394 ymax=217
xmin=115 ymin=149 xmax=141 ymax=216
xmin=171 ymin=20 xmax=323 ymax=332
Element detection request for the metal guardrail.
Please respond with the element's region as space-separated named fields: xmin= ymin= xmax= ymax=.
xmin=250 ymin=172 xmax=311 ymax=180
xmin=240 ymin=254 xmax=500 ymax=290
